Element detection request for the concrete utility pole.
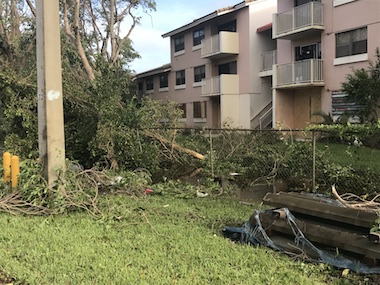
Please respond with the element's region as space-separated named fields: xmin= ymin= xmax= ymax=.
xmin=36 ymin=0 xmax=66 ymax=187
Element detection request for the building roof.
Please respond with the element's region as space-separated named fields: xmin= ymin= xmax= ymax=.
xmin=162 ymin=1 xmax=252 ymax=38
xmin=133 ymin=63 xmax=171 ymax=79
xmin=257 ymin=22 xmax=272 ymax=33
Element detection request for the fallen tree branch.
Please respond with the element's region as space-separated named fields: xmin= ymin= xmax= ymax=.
xmin=144 ymin=131 xmax=205 ymax=160
xmin=332 ymin=185 xmax=380 ymax=212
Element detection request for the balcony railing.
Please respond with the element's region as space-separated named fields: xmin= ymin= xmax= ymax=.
xmin=201 ymin=74 xmax=239 ymax=96
xmin=273 ymin=2 xmax=324 ymax=39
xmin=260 ymin=50 xmax=277 ymax=71
xmin=275 ymin=59 xmax=324 ymax=88
xmin=201 ymin=31 xmax=239 ymax=59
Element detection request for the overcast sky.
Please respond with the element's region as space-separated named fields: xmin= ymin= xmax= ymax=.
xmin=129 ymin=0 xmax=242 ymax=73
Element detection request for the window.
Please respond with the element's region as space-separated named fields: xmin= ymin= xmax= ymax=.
xmin=332 ymin=92 xmax=363 ymax=121
xmin=138 ymin=81 xmax=143 ymax=91
xmin=295 ymin=0 xmax=321 ymax=6
xmin=295 ymin=43 xmax=321 ymax=61
xmin=174 ymin=35 xmax=185 ymax=52
xmin=193 ymin=102 xmax=207 ymax=119
xmin=159 ymin=73 xmax=168 ymax=88
xmin=218 ymin=61 xmax=237 ymax=75
xmin=146 ymin=77 xmax=153 ymax=90
xmin=193 ymin=28 xmax=205 ymax=46
xmin=178 ymin=104 xmax=187 ymax=119
xmin=218 ymin=20 xmax=237 ymax=32
xmin=194 ymin=65 xmax=206 ymax=82
xmin=336 ymin=27 xmax=367 ymax=58
xmin=176 ymin=70 xmax=185 ymax=85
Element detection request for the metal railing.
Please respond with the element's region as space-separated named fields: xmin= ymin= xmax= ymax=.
xmin=259 ymin=107 xmax=273 ymax=129
xmin=260 ymin=50 xmax=277 ymax=71
xmin=275 ymin=59 xmax=323 ymax=87
xmin=274 ymin=2 xmax=324 ymax=37
xmin=201 ymin=31 xmax=239 ymax=58
xmin=202 ymin=76 xmax=220 ymax=96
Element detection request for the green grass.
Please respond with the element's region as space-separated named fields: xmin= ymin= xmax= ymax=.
xmin=318 ymin=143 xmax=380 ymax=171
xmin=0 ymin=195 xmax=347 ymax=285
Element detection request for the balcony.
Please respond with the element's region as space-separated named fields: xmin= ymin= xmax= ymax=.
xmin=273 ymin=2 xmax=324 ymax=40
xmin=201 ymin=74 xmax=239 ymax=97
xmin=259 ymin=50 xmax=277 ymax=77
xmin=201 ymin=31 xmax=239 ymax=59
xmin=274 ymin=59 xmax=324 ymax=89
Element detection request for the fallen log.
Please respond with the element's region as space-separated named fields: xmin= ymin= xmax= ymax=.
xmin=144 ymin=131 xmax=205 ymax=160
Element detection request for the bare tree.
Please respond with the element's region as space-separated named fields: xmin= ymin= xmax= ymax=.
xmin=0 ymin=0 xmax=34 ymax=66
xmin=26 ymin=0 xmax=156 ymax=80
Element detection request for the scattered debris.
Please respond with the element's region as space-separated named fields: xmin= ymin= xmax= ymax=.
xmin=223 ymin=191 xmax=380 ymax=274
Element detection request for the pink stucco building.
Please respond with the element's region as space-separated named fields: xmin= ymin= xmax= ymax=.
xmin=273 ymin=0 xmax=380 ymax=129
xmin=135 ymin=0 xmax=277 ymax=129
xmin=135 ymin=0 xmax=380 ymax=129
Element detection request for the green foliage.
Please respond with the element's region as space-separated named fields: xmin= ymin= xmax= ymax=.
xmin=0 ymin=195 xmax=335 ymax=285
xmin=0 ymin=67 xmax=38 ymax=157
xmin=341 ymin=48 xmax=380 ymax=123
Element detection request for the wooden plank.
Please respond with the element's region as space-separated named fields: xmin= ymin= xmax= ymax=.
xmin=263 ymin=192 xmax=378 ymax=229
xmin=253 ymin=212 xmax=380 ymax=260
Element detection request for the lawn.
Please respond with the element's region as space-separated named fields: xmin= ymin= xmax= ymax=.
xmin=318 ymin=143 xmax=380 ymax=171
xmin=0 ymin=194 xmax=339 ymax=285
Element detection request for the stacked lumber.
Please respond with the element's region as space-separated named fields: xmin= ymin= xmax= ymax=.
xmin=258 ymin=192 xmax=380 ymax=266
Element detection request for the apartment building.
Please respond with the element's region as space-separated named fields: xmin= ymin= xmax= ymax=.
xmin=273 ymin=0 xmax=380 ymax=129
xmin=135 ymin=0 xmax=277 ymax=129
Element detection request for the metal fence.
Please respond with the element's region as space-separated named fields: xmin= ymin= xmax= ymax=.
xmin=168 ymin=128 xmax=380 ymax=196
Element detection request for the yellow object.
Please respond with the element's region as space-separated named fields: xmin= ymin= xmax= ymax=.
xmin=3 ymin=152 xmax=11 ymax=182
xmin=11 ymin=155 xmax=20 ymax=188
xmin=342 ymin=268 xmax=350 ymax=277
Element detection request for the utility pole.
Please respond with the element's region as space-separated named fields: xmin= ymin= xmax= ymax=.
xmin=36 ymin=0 xmax=66 ymax=187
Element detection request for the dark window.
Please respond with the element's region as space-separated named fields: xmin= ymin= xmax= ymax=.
xmin=218 ymin=20 xmax=237 ymax=32
xmin=174 ymin=35 xmax=185 ymax=52
xmin=218 ymin=61 xmax=237 ymax=75
xmin=146 ymin=77 xmax=153 ymax=90
xmin=178 ymin=103 xmax=187 ymax=119
xmin=295 ymin=43 xmax=321 ymax=61
xmin=194 ymin=65 xmax=206 ymax=83
xmin=193 ymin=28 xmax=205 ymax=46
xmin=138 ymin=81 xmax=143 ymax=91
xmin=295 ymin=0 xmax=321 ymax=6
xmin=176 ymin=70 xmax=186 ymax=85
xmin=336 ymin=27 xmax=367 ymax=58
xmin=159 ymin=73 xmax=168 ymax=88
xmin=193 ymin=101 xmax=207 ymax=119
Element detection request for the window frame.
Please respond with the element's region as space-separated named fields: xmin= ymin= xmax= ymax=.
xmin=335 ymin=27 xmax=367 ymax=58
xmin=194 ymin=65 xmax=206 ymax=83
xmin=138 ymin=81 xmax=143 ymax=91
xmin=295 ymin=42 xmax=321 ymax=61
xmin=176 ymin=70 xmax=186 ymax=86
xmin=174 ymin=35 xmax=185 ymax=52
xmin=159 ymin=73 xmax=168 ymax=88
xmin=145 ymin=77 xmax=154 ymax=91
xmin=193 ymin=101 xmax=207 ymax=119
xmin=193 ymin=28 xmax=205 ymax=46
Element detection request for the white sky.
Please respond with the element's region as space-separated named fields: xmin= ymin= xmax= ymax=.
xmin=129 ymin=0 xmax=242 ymax=73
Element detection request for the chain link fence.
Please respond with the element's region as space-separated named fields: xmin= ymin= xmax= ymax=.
xmin=164 ymin=128 xmax=380 ymax=196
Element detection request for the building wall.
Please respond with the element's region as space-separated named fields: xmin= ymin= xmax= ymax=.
xmin=322 ymin=0 xmax=380 ymax=113
xmin=274 ymin=0 xmax=380 ymax=129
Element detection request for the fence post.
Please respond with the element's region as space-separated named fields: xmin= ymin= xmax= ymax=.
xmin=312 ymin=130 xmax=316 ymax=192
xmin=11 ymin=155 xmax=20 ymax=188
xmin=3 ymin=152 xmax=11 ymax=182
xmin=209 ymin=129 xmax=214 ymax=178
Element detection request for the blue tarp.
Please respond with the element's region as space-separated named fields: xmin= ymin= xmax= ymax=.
xmin=223 ymin=208 xmax=380 ymax=274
